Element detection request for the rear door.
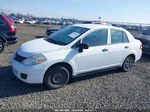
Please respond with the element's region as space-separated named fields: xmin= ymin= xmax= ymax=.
xmin=109 ymin=29 xmax=131 ymax=66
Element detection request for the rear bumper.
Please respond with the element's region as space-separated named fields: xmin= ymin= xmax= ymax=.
xmin=6 ymin=35 xmax=18 ymax=45
xmin=8 ymin=39 xmax=18 ymax=45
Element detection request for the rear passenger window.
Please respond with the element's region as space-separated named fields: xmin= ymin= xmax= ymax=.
xmin=82 ymin=29 xmax=108 ymax=47
xmin=111 ymin=30 xmax=129 ymax=44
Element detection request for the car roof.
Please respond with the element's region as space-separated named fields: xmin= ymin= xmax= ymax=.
xmin=73 ymin=24 xmax=125 ymax=31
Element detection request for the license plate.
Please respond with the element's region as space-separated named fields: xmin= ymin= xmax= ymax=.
xmin=143 ymin=44 xmax=149 ymax=48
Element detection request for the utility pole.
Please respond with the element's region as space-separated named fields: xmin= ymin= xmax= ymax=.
xmin=98 ymin=17 xmax=101 ymax=24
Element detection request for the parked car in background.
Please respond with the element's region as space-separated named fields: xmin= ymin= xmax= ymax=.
xmin=46 ymin=25 xmax=69 ymax=36
xmin=11 ymin=24 xmax=142 ymax=89
xmin=0 ymin=14 xmax=17 ymax=52
xmin=13 ymin=19 xmax=20 ymax=24
xmin=18 ymin=19 xmax=26 ymax=24
xmin=26 ymin=19 xmax=36 ymax=24
xmin=46 ymin=28 xmax=60 ymax=36
xmin=135 ymin=27 xmax=150 ymax=55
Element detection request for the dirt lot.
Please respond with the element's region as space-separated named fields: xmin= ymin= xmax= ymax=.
xmin=0 ymin=24 xmax=150 ymax=110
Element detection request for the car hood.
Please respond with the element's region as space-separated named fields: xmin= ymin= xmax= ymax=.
xmin=135 ymin=34 xmax=150 ymax=41
xmin=17 ymin=38 xmax=63 ymax=57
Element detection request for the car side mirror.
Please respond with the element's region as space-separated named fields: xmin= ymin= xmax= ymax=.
xmin=78 ymin=43 xmax=89 ymax=53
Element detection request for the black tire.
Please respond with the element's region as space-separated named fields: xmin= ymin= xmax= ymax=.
xmin=44 ymin=66 xmax=70 ymax=89
xmin=121 ymin=56 xmax=134 ymax=72
xmin=0 ymin=39 xmax=5 ymax=53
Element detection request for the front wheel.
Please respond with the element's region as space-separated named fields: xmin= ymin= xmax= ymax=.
xmin=44 ymin=66 xmax=70 ymax=89
xmin=0 ymin=39 xmax=5 ymax=53
xmin=121 ymin=56 xmax=134 ymax=72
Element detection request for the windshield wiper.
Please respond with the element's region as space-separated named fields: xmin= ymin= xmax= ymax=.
xmin=45 ymin=38 xmax=66 ymax=45
xmin=48 ymin=38 xmax=58 ymax=43
xmin=56 ymin=41 xmax=67 ymax=45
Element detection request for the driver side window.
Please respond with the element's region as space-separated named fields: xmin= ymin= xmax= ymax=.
xmin=82 ymin=29 xmax=108 ymax=47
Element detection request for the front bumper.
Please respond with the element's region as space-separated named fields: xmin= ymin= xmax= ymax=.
xmin=11 ymin=57 xmax=46 ymax=84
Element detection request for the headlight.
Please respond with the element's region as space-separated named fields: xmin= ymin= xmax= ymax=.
xmin=21 ymin=54 xmax=47 ymax=66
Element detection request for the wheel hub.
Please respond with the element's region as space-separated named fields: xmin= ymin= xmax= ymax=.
xmin=52 ymin=72 xmax=65 ymax=84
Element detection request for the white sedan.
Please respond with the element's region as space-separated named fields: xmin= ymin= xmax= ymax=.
xmin=11 ymin=24 xmax=142 ymax=89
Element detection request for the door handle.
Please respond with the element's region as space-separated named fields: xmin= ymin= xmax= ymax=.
xmin=125 ymin=46 xmax=129 ymax=49
xmin=102 ymin=48 xmax=108 ymax=52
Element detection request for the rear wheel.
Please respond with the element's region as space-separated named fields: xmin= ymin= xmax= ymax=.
xmin=0 ymin=39 xmax=5 ymax=53
xmin=121 ymin=56 xmax=134 ymax=72
xmin=44 ymin=66 xmax=70 ymax=89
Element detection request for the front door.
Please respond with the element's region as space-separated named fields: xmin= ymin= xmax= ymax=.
xmin=75 ymin=29 xmax=110 ymax=74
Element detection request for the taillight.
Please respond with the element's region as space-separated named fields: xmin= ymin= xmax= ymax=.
xmin=2 ymin=14 xmax=16 ymax=33
xmin=140 ymin=43 xmax=142 ymax=50
xmin=10 ymin=24 xmax=16 ymax=32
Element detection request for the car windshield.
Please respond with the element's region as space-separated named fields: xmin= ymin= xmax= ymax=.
xmin=45 ymin=26 xmax=89 ymax=45
xmin=142 ymin=27 xmax=150 ymax=35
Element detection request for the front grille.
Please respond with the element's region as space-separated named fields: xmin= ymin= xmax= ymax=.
xmin=14 ymin=53 xmax=26 ymax=63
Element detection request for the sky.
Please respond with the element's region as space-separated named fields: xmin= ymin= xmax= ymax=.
xmin=0 ymin=0 xmax=150 ymax=23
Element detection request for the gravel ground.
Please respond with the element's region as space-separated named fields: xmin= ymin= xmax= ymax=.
xmin=0 ymin=24 xmax=150 ymax=111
